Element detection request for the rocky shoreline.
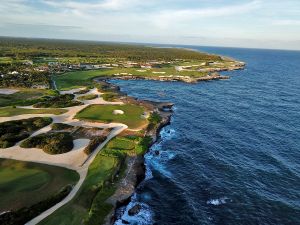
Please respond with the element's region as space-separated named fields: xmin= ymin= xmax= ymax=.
xmin=94 ymin=78 xmax=173 ymax=225
xmin=97 ymin=63 xmax=242 ymax=223
xmin=111 ymin=72 xmax=229 ymax=83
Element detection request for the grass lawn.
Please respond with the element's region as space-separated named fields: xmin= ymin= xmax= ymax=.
xmin=0 ymin=88 xmax=57 ymax=107
xmin=39 ymin=154 xmax=121 ymax=225
xmin=0 ymin=107 xmax=67 ymax=117
xmin=107 ymin=137 xmax=136 ymax=150
xmin=54 ymin=70 xmax=108 ymax=90
xmin=0 ymin=159 xmax=79 ymax=212
xmin=75 ymin=104 xmax=147 ymax=129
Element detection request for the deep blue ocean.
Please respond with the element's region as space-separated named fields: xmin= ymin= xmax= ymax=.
xmin=113 ymin=46 xmax=300 ymax=225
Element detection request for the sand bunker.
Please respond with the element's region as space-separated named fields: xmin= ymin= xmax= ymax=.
xmin=0 ymin=89 xmax=19 ymax=95
xmin=113 ymin=110 xmax=124 ymax=115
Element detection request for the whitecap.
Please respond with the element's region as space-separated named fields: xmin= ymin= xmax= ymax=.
xmin=160 ymin=128 xmax=176 ymax=140
xmin=206 ymin=197 xmax=230 ymax=206
xmin=114 ymin=199 xmax=153 ymax=225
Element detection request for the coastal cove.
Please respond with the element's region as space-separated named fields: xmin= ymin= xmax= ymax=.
xmin=111 ymin=46 xmax=300 ymax=225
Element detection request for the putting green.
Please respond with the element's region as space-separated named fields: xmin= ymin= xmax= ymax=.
xmin=75 ymin=104 xmax=148 ymax=129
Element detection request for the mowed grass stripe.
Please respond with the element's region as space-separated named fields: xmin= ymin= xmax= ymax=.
xmin=0 ymin=159 xmax=79 ymax=211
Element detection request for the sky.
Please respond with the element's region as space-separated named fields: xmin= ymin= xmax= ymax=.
xmin=0 ymin=0 xmax=300 ymax=50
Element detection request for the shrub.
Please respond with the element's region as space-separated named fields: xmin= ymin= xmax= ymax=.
xmin=74 ymin=89 xmax=90 ymax=95
xmin=33 ymin=94 xmax=83 ymax=108
xmin=21 ymin=132 xmax=74 ymax=154
xmin=148 ymin=112 xmax=162 ymax=125
xmin=51 ymin=123 xmax=74 ymax=131
xmin=0 ymin=117 xmax=52 ymax=148
xmin=101 ymin=92 xmax=119 ymax=101
xmin=77 ymin=94 xmax=98 ymax=101
xmin=84 ymin=136 xmax=106 ymax=155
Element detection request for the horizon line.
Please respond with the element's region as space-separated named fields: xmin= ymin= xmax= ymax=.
xmin=1 ymin=35 xmax=300 ymax=52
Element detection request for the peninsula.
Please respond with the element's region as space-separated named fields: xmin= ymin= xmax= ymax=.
xmin=0 ymin=37 xmax=245 ymax=225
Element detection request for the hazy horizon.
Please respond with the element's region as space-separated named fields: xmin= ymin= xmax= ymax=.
xmin=1 ymin=0 xmax=300 ymax=50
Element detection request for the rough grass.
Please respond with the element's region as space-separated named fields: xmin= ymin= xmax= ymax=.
xmin=75 ymin=104 xmax=147 ymax=129
xmin=0 ymin=159 xmax=79 ymax=212
xmin=0 ymin=88 xmax=57 ymax=107
xmin=0 ymin=107 xmax=67 ymax=117
xmin=77 ymin=94 xmax=98 ymax=101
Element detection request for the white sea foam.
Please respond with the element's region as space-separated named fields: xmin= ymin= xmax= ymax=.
xmin=206 ymin=197 xmax=230 ymax=206
xmin=114 ymin=195 xmax=153 ymax=225
xmin=115 ymin=126 xmax=175 ymax=224
xmin=160 ymin=127 xmax=176 ymax=140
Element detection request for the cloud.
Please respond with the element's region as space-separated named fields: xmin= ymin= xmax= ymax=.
xmin=272 ymin=19 xmax=300 ymax=26
xmin=43 ymin=0 xmax=141 ymax=12
xmin=153 ymin=0 xmax=261 ymax=28
xmin=5 ymin=23 xmax=81 ymax=30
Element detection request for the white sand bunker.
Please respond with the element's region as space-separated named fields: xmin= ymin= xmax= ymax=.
xmin=113 ymin=110 xmax=124 ymax=115
xmin=0 ymin=88 xmax=19 ymax=95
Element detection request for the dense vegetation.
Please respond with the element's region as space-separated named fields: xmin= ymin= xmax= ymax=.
xmin=20 ymin=132 xmax=74 ymax=154
xmin=51 ymin=123 xmax=74 ymax=131
xmin=0 ymin=117 xmax=52 ymax=148
xmin=147 ymin=112 xmax=162 ymax=131
xmin=0 ymin=71 xmax=50 ymax=88
xmin=33 ymin=94 xmax=82 ymax=108
xmin=84 ymin=136 xmax=107 ymax=155
xmin=0 ymin=37 xmax=221 ymax=62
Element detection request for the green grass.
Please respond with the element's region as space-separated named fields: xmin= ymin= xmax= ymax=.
xmin=75 ymin=104 xmax=147 ymax=129
xmin=0 ymin=57 xmax=13 ymax=64
xmin=107 ymin=137 xmax=136 ymax=150
xmin=39 ymin=134 xmax=152 ymax=225
xmin=0 ymin=88 xmax=57 ymax=107
xmin=0 ymin=159 xmax=79 ymax=212
xmin=0 ymin=107 xmax=67 ymax=117
xmin=39 ymin=154 xmax=121 ymax=225
xmin=77 ymin=94 xmax=98 ymax=101
xmin=54 ymin=70 xmax=107 ymax=90
xmin=53 ymin=65 xmax=210 ymax=91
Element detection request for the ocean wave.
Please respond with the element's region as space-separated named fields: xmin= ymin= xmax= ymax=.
xmin=160 ymin=127 xmax=176 ymax=140
xmin=206 ymin=197 xmax=230 ymax=206
xmin=114 ymin=194 xmax=153 ymax=225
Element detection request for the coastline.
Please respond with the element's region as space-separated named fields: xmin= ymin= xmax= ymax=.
xmin=93 ymin=61 xmax=244 ymax=223
xmin=93 ymin=78 xmax=173 ymax=225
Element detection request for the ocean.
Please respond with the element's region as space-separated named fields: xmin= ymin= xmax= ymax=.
xmin=112 ymin=46 xmax=300 ymax=225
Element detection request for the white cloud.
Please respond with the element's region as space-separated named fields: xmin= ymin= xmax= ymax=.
xmin=152 ymin=0 xmax=261 ymax=28
xmin=272 ymin=19 xmax=300 ymax=26
xmin=43 ymin=0 xmax=141 ymax=11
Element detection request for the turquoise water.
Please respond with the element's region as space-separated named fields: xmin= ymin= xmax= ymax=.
xmin=113 ymin=47 xmax=300 ymax=225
